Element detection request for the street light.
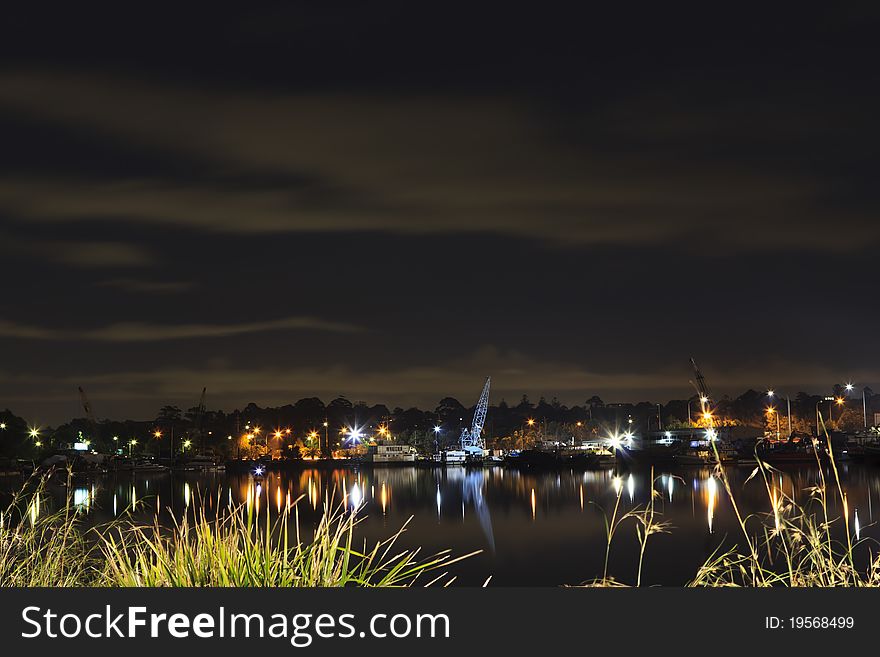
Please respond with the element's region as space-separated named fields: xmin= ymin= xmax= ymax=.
xmin=766 ymin=407 xmax=780 ymax=441
xmin=28 ymin=427 xmax=40 ymax=439
xmin=128 ymin=439 xmax=137 ymax=457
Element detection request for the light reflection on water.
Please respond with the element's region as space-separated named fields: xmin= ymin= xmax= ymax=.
xmin=5 ymin=463 xmax=880 ymax=586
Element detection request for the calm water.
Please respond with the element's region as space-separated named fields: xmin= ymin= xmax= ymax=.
xmin=5 ymin=463 xmax=880 ymax=586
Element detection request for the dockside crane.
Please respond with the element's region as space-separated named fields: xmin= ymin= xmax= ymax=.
xmin=460 ymin=377 xmax=491 ymax=455
xmin=77 ymin=386 xmax=100 ymax=446
xmin=190 ymin=387 xmax=207 ymax=452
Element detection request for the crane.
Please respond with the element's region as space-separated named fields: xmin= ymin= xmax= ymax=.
xmin=190 ymin=387 xmax=207 ymax=452
xmin=689 ymin=357 xmax=712 ymax=413
xmin=460 ymin=377 xmax=491 ymax=455
xmin=77 ymin=386 xmax=100 ymax=446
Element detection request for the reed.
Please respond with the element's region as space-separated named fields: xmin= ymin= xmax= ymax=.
xmin=0 ymin=475 xmax=475 ymax=587
xmin=689 ymin=414 xmax=879 ymax=587
xmin=0 ymin=474 xmax=95 ymax=586
xmin=97 ymin=492 xmax=477 ymax=587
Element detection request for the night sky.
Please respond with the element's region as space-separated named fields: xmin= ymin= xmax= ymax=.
xmin=2 ymin=4 xmax=879 ymax=424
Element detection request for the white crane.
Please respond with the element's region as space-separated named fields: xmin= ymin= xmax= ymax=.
xmin=460 ymin=377 xmax=491 ymax=455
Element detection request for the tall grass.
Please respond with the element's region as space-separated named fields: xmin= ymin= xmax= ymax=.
xmin=0 ymin=475 xmax=475 ymax=587
xmin=98 ymin=493 xmax=477 ymax=587
xmin=0 ymin=474 xmax=93 ymax=586
xmin=688 ymin=414 xmax=879 ymax=587
xmin=585 ymin=414 xmax=880 ymax=587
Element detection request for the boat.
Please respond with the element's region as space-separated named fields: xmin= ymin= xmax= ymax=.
xmin=173 ymin=455 xmax=225 ymax=472
xmin=754 ymin=438 xmax=822 ymax=464
xmin=504 ymin=449 xmax=562 ymax=469
xmin=437 ymin=449 xmax=467 ymax=464
xmin=845 ymin=442 xmax=880 ymax=464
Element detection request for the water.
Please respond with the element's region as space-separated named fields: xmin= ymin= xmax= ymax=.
xmin=5 ymin=463 xmax=879 ymax=586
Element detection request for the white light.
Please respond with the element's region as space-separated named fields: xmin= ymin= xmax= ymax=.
xmin=350 ymin=483 xmax=363 ymax=509
xmin=253 ymin=466 xmax=265 ymax=476
xmin=433 ymin=426 xmax=441 ymax=434
xmin=846 ymin=383 xmax=855 ymax=392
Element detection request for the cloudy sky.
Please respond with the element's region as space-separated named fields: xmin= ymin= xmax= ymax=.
xmin=2 ymin=4 xmax=879 ymax=424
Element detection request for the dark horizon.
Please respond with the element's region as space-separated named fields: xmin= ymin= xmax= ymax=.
xmin=2 ymin=5 xmax=879 ymax=425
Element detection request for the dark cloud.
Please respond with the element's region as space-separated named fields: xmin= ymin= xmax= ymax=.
xmin=0 ymin=72 xmax=877 ymax=252
xmin=0 ymin=4 xmax=878 ymax=422
xmin=0 ymin=316 xmax=360 ymax=342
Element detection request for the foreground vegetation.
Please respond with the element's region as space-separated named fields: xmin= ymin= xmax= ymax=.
xmin=0 ymin=479 xmax=475 ymax=587
xmin=589 ymin=418 xmax=880 ymax=587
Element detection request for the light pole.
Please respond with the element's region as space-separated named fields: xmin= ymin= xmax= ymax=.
xmin=767 ymin=407 xmax=780 ymax=440
xmin=767 ymin=390 xmax=792 ymax=438
xmin=845 ymin=383 xmax=869 ymax=430
xmin=815 ymin=396 xmax=843 ymax=436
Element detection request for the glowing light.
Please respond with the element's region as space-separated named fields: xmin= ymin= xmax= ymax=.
xmin=380 ymin=482 xmax=387 ymax=514
xmin=707 ymin=476 xmax=717 ymax=533
xmin=274 ymin=430 xmax=283 ymax=439
xmin=530 ymin=488 xmax=536 ymax=520
xmin=836 ymin=397 xmax=845 ymax=406
xmin=767 ymin=389 xmax=775 ymax=397
xmin=28 ymin=427 xmax=40 ymax=439
xmin=182 ymin=439 xmax=192 ymax=449
xmin=153 ymin=430 xmax=162 ymax=439
xmin=706 ymin=428 xmax=718 ymax=442
xmin=855 ymin=508 xmax=861 ymax=541
xmin=627 ymin=473 xmax=635 ymax=502
xmin=73 ymin=487 xmax=90 ymax=509
xmin=350 ymin=482 xmax=363 ymax=510
xmin=0 ymin=422 xmax=6 ymax=430
xmin=700 ymin=396 xmax=709 ymax=404
xmin=846 ymin=383 xmax=855 ymax=392
xmin=433 ymin=425 xmax=441 ymax=434
xmin=667 ymin=476 xmax=674 ymax=501
xmin=527 ymin=419 xmax=536 ymax=427
xmin=184 ymin=482 xmax=191 ymax=508
xmin=608 ymin=434 xmax=622 ymax=451
xmin=253 ymin=466 xmax=265 ymax=476
xmin=612 ymin=476 xmax=622 ymax=495
xmin=436 ymin=484 xmax=442 ymax=517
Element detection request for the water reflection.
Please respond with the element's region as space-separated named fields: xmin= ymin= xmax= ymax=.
xmin=462 ymin=470 xmax=495 ymax=552
xmin=4 ymin=463 xmax=880 ymax=585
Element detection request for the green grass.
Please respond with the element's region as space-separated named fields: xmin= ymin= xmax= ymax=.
xmin=0 ymin=474 xmax=476 ymax=587
xmin=0 ymin=478 xmax=93 ymax=586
